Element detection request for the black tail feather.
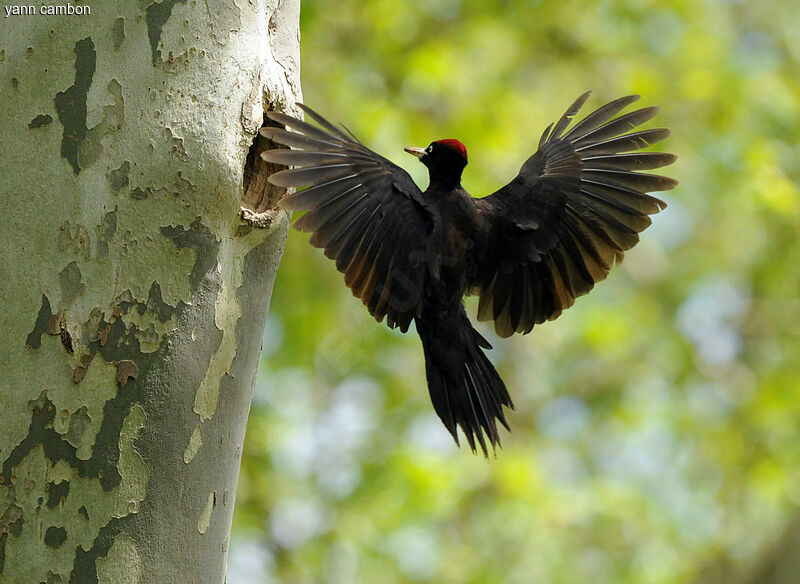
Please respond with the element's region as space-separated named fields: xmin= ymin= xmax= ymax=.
xmin=416 ymin=307 xmax=514 ymax=456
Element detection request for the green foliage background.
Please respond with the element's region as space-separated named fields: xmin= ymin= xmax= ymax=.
xmin=231 ymin=1 xmax=800 ymax=582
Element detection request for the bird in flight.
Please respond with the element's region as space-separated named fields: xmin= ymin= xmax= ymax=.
xmin=260 ymin=92 xmax=677 ymax=455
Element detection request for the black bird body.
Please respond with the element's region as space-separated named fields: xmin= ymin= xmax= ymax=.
xmin=261 ymin=92 xmax=677 ymax=454
xmin=424 ymin=187 xmax=480 ymax=299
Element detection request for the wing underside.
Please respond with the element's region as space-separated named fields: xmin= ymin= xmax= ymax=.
xmin=262 ymin=105 xmax=434 ymax=332
xmin=474 ymin=92 xmax=677 ymax=337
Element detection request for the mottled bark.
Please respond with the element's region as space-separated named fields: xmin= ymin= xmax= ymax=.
xmin=0 ymin=1 xmax=300 ymax=582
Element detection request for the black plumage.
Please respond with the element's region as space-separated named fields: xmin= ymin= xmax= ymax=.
xmin=261 ymin=92 xmax=677 ymax=455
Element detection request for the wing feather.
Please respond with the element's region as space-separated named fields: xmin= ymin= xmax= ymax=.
xmin=260 ymin=126 xmax=342 ymax=151
xmin=262 ymin=105 xmax=433 ymax=332
xmin=582 ymin=152 xmax=677 ymax=171
xmin=473 ymin=93 xmax=676 ymax=337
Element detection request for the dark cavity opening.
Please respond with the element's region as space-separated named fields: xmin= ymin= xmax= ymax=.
xmin=242 ymin=112 xmax=286 ymax=215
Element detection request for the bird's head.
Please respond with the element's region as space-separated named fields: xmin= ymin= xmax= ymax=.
xmin=405 ymin=139 xmax=468 ymax=186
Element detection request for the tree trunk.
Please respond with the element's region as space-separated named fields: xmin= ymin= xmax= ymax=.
xmin=0 ymin=2 xmax=300 ymax=582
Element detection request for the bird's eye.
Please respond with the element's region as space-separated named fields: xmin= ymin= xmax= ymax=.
xmin=426 ymin=146 xmax=432 ymax=153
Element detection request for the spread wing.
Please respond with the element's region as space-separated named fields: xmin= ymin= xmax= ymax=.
xmin=472 ymin=91 xmax=677 ymax=338
xmin=261 ymin=105 xmax=435 ymax=332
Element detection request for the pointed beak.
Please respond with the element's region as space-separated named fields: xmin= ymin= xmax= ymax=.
xmin=404 ymin=146 xmax=426 ymax=159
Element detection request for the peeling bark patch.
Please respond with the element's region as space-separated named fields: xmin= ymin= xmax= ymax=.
xmin=145 ymin=0 xmax=188 ymax=64
xmin=132 ymin=324 xmax=158 ymax=352
xmin=114 ymin=360 xmax=138 ymax=386
xmin=73 ymin=366 xmax=86 ymax=383
xmin=96 ymin=533 xmax=142 ymax=584
xmin=175 ymin=171 xmax=196 ymax=194
xmin=108 ymin=162 xmax=130 ymax=193
xmin=183 ymin=426 xmax=201 ymax=463
xmin=66 ymin=407 xmax=91 ymax=449
xmin=58 ymin=221 xmax=92 ymax=259
xmin=73 ymin=353 xmax=94 ymax=383
xmin=241 ymin=69 xmax=264 ymax=135
xmin=46 ymin=311 xmax=76 ymax=353
xmin=165 ymin=127 xmax=188 ymax=161
xmin=60 ymin=325 xmax=75 ymax=353
xmin=197 ymin=490 xmax=216 ymax=534
xmin=59 ymin=261 xmax=86 ymax=306
xmin=117 ymin=404 xmax=149 ymax=512
xmin=69 ymin=517 xmax=126 ymax=584
xmin=91 ymin=308 xmax=141 ymax=359
xmin=127 ymin=174 xmax=194 ymax=202
xmin=29 ymin=114 xmax=53 ymax=128
xmin=160 ymin=218 xmax=220 ymax=290
xmin=78 ymin=79 xmax=125 ymax=171
xmin=1 ymin=395 xmax=84 ymax=487
xmin=112 ymin=17 xmax=125 ymax=50
xmin=84 ymin=316 xmax=148 ymax=491
xmin=95 ymin=210 xmax=117 ymax=260
xmin=9 ymin=517 xmax=22 ymax=539
xmin=52 ymin=337 xmax=146 ymax=492
xmin=0 ymin=505 xmax=24 ymax=536
xmin=54 ymin=37 xmax=95 ymax=175
xmin=130 ymin=187 xmax=148 ymax=200
xmin=46 ymin=480 xmax=71 ymax=508
xmin=45 ymin=526 xmax=67 ymax=548
xmin=26 ymin=294 xmax=53 ymax=349
xmin=97 ymin=324 xmax=110 ymax=346
xmin=144 ymin=282 xmax=175 ymax=322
